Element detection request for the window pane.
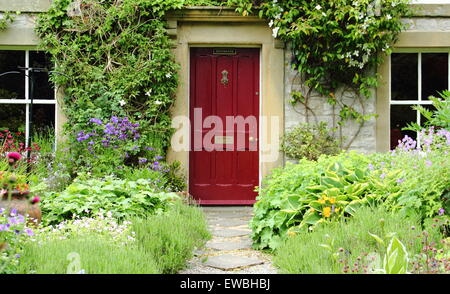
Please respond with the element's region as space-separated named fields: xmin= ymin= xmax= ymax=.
xmin=0 ymin=104 xmax=26 ymax=133
xmin=391 ymin=53 xmax=418 ymax=101
xmin=390 ymin=105 xmax=417 ymax=149
xmin=31 ymin=104 xmax=55 ymax=134
xmin=422 ymin=53 xmax=448 ymax=100
xmin=0 ymin=50 xmax=25 ymax=100
xmin=420 ymin=104 xmax=437 ymax=127
xmin=29 ymin=51 xmax=55 ymax=100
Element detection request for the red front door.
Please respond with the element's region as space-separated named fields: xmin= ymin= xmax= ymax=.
xmin=189 ymin=48 xmax=260 ymax=205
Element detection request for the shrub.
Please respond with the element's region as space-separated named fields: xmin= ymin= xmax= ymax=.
xmin=40 ymin=175 xmax=181 ymax=225
xmin=252 ymin=129 xmax=449 ymax=250
xmin=131 ymin=202 xmax=211 ymax=273
xmin=274 ymin=206 xmax=444 ymax=274
xmin=17 ymin=202 xmax=210 ymax=274
xmin=251 ymin=152 xmax=372 ymax=250
xmin=17 ymin=236 xmax=161 ymax=274
xmin=281 ymin=122 xmax=340 ymax=161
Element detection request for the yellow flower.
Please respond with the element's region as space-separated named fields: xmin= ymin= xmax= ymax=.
xmin=287 ymin=231 xmax=297 ymax=237
xmin=318 ymin=199 xmax=325 ymax=204
xmin=335 ymin=207 xmax=340 ymax=213
xmin=329 ymin=197 xmax=336 ymax=204
xmin=323 ymin=207 xmax=331 ymax=218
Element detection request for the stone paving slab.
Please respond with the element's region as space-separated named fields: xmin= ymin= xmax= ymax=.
xmin=208 ymin=218 xmax=250 ymax=227
xmin=203 ymin=254 xmax=264 ymax=270
xmin=206 ymin=239 xmax=253 ymax=251
xmin=212 ymin=228 xmax=250 ymax=238
xmin=179 ymin=206 xmax=277 ymax=274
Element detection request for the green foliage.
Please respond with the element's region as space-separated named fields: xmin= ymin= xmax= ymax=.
xmin=0 ymin=11 xmax=16 ymax=30
xmin=131 ymin=202 xmax=211 ymax=273
xmin=40 ymin=175 xmax=181 ymax=225
xmin=17 ymin=236 xmax=160 ymax=274
xmin=372 ymin=147 xmax=450 ymax=222
xmin=251 ymin=152 xmax=372 ymax=250
xmin=405 ymin=90 xmax=450 ymax=131
xmin=36 ymin=0 xmax=181 ymax=163
xmin=281 ymin=122 xmax=340 ymax=161
xmin=251 ymin=141 xmax=450 ymax=250
xmin=383 ymin=236 xmax=409 ymax=274
xmin=228 ymin=0 xmax=411 ymax=127
xmin=17 ymin=202 xmax=210 ymax=274
xmin=273 ymin=206 xmax=442 ymax=274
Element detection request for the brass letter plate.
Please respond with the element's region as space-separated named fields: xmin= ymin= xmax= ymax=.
xmin=214 ymin=136 xmax=234 ymax=144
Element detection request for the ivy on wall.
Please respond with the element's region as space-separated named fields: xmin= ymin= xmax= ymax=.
xmin=227 ymin=0 xmax=412 ymax=148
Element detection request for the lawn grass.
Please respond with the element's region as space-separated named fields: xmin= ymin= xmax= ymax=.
xmin=273 ymin=206 xmax=443 ymax=274
xmin=17 ymin=202 xmax=210 ymax=274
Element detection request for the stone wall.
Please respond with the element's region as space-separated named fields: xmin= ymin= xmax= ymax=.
xmin=284 ymin=15 xmax=450 ymax=155
xmin=284 ymin=43 xmax=377 ymax=154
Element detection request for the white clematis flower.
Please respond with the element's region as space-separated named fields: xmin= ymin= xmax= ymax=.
xmin=272 ymin=26 xmax=280 ymax=38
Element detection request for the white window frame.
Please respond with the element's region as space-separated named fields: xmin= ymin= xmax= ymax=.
xmin=0 ymin=49 xmax=57 ymax=148
xmin=389 ymin=48 xmax=450 ymax=147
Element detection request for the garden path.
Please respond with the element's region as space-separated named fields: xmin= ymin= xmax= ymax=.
xmin=179 ymin=206 xmax=277 ymax=274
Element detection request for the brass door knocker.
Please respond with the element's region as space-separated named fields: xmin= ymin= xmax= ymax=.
xmin=221 ymin=70 xmax=229 ymax=86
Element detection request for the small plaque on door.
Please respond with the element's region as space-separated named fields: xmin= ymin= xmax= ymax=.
xmin=213 ymin=48 xmax=237 ymax=55
xmin=214 ymin=136 xmax=234 ymax=144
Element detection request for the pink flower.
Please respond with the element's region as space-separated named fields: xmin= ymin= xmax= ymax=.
xmin=7 ymin=152 xmax=21 ymax=162
xmin=31 ymin=196 xmax=40 ymax=204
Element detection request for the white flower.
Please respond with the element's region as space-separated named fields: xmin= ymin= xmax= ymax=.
xmin=119 ymin=99 xmax=126 ymax=106
xmin=145 ymin=89 xmax=152 ymax=97
xmin=268 ymin=19 xmax=274 ymax=27
xmin=165 ymin=73 xmax=172 ymax=78
xmin=322 ymin=12 xmax=326 ymax=17
xmin=386 ymin=14 xmax=392 ymax=20
xmin=274 ymin=13 xmax=281 ymax=20
xmin=315 ymin=5 xmax=322 ymax=10
xmin=272 ymin=26 xmax=280 ymax=38
xmin=154 ymin=100 xmax=163 ymax=105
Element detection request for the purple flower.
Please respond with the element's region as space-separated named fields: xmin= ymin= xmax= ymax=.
xmin=154 ymin=156 xmax=164 ymax=160
xmin=89 ymin=118 xmax=103 ymax=125
xmin=139 ymin=158 xmax=148 ymax=164
xmin=438 ymin=208 xmax=445 ymax=216
xmin=144 ymin=147 xmax=155 ymax=151
xmin=425 ymin=160 xmax=432 ymax=167
xmin=380 ymin=173 xmax=386 ymax=179
xmin=25 ymin=228 xmax=34 ymax=236
xmin=368 ymin=163 xmax=374 ymax=170
xmin=396 ymin=178 xmax=404 ymax=184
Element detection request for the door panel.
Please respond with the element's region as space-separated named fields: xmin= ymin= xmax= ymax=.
xmin=189 ymin=48 xmax=260 ymax=205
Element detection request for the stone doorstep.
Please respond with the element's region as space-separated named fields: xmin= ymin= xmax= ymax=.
xmin=203 ymin=254 xmax=264 ymax=271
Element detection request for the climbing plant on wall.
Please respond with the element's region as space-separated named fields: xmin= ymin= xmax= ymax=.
xmin=0 ymin=11 xmax=16 ymax=30
xmin=36 ymin=0 xmax=189 ymax=158
xmin=227 ymin=0 xmax=411 ymax=148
